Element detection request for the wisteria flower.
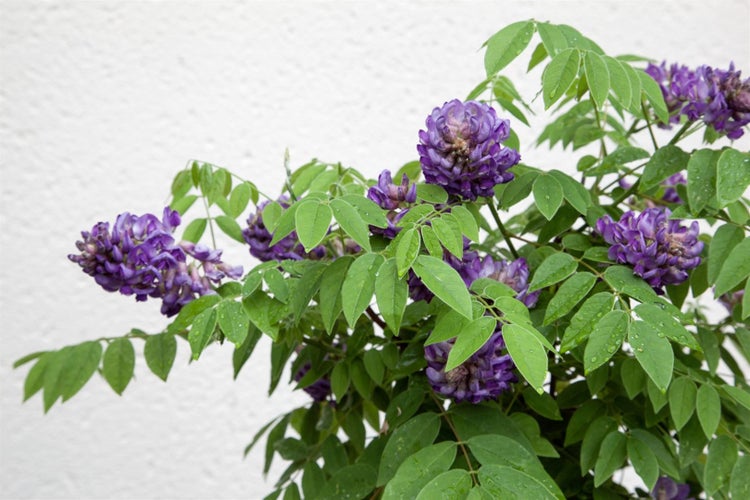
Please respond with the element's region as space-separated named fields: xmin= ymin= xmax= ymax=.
xmin=367 ymin=170 xmax=417 ymax=239
xmin=69 ymin=207 xmax=242 ymax=316
xmin=424 ymin=330 xmax=516 ymax=404
xmin=595 ymin=207 xmax=703 ymax=291
xmin=651 ymin=476 xmax=693 ymax=500
xmin=417 ymin=99 xmax=520 ymax=200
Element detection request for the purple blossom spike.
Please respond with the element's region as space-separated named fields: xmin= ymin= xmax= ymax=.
xmin=651 ymin=476 xmax=693 ymax=500
xmin=595 ymin=208 xmax=703 ymax=291
xmin=646 ymin=61 xmax=750 ymax=138
xmin=417 ymin=99 xmax=520 ymax=200
xmin=367 ymin=170 xmax=417 ymax=239
xmin=243 ymin=197 xmax=326 ymax=261
xmin=424 ymin=330 xmax=516 ymax=404
xmin=69 ymin=207 xmax=242 ymax=316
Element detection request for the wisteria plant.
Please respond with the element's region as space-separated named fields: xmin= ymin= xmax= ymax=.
xmin=16 ymin=20 xmax=750 ymax=499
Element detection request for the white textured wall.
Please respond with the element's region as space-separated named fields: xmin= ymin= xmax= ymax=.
xmin=1 ymin=1 xmax=748 ymax=499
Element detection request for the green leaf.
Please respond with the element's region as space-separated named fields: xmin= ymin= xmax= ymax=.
xmin=708 ymin=224 xmax=744 ymax=284
xmin=704 ymin=435 xmax=738 ymax=496
xmin=341 ymin=195 xmax=389 ymax=228
xmin=412 ymin=255 xmax=472 ymax=319
xmin=532 ymin=174 xmax=564 ymax=220
xmin=716 ymin=148 xmax=750 ymax=208
xmin=102 ymin=338 xmax=135 ymax=395
xmin=415 ymin=183 xmax=448 ymax=204
xmin=445 ymin=317 xmax=497 ymax=371
xmin=528 ymin=252 xmax=577 ymax=292
xmin=294 ymin=200 xmax=332 ymax=252
xmin=319 ymin=257 xmax=353 ymax=334
xmin=419 ymin=225 xmax=443 ymax=257
xmin=503 ymin=323 xmax=547 ymax=393
xmin=214 ymin=215 xmax=245 ymax=243
xmin=484 ymin=20 xmax=535 ymax=76
xmin=667 ymin=377 xmax=697 ymax=431
xmin=603 ymin=56 xmax=632 ymax=107
xmin=620 ymin=357 xmax=646 ymax=399
xmin=431 ymin=216 xmax=463 ymax=259
xmin=499 ymin=170 xmax=538 ymax=209
xmin=714 ymin=236 xmax=750 ymax=296
xmin=318 ymin=464 xmax=377 ymax=500
xmin=627 ymin=437 xmax=658 ymax=491
xmin=217 ymin=300 xmax=250 ymax=346
xmin=629 ymin=320 xmax=673 ymax=393
xmin=228 ymin=182 xmax=252 ymax=217
xmin=330 ymin=363 xmax=349 ymax=402
xmin=522 ymin=387 xmax=562 ymax=420
xmin=565 ymin=400 xmax=605 ymax=446
xmin=638 ymin=70 xmax=669 ymax=124
xmin=377 ymin=412 xmax=440 ymax=486
xmin=382 ymin=442 xmax=456 ymax=500
xmin=696 ymin=383 xmax=721 ymax=438
xmin=580 ymin=416 xmax=617 ymax=474
xmin=584 ymin=51 xmax=610 ymax=109
xmin=450 ymin=205 xmax=479 ymax=242
xmin=730 ymin=455 xmax=750 ymax=500
xmin=543 ymin=272 xmax=596 ymax=325
xmin=594 ymin=431 xmax=627 ymax=487
xmin=723 ymin=385 xmax=750 ymax=411
xmin=603 ymin=265 xmax=659 ymax=303
xmin=144 ymin=333 xmax=177 ymax=382
xmin=536 ymin=22 xmax=568 ymax=57
xmin=362 ymin=350 xmax=384 ymax=385
xmin=171 ymin=169 xmax=193 ymax=199
xmin=263 ymin=200 xmax=284 ymax=234
xmin=640 ymin=145 xmax=689 ymax=190
xmin=13 ymin=350 xmax=46 ymax=370
xmin=395 ymin=227 xmax=421 ymax=277
xmin=549 ymin=170 xmax=591 ymax=215
xmin=188 ymin=307 xmax=217 ymax=360
xmin=56 ymin=342 xmax=101 ymax=403
xmin=560 ymin=292 xmax=615 ymax=352
xmin=232 ymin=325 xmax=262 ymax=379
xmin=342 ymin=254 xmax=384 ymax=326
xmin=634 ymin=303 xmax=700 ymax=351
xmin=415 ymin=470 xmax=472 ymax=500
xmin=450 ymin=405 xmax=534 ymax=453
xmin=171 ymin=194 xmax=198 ymax=215
xmin=425 ymin=309 xmax=469 ymax=345
xmin=479 ymin=464 xmax=562 ymax=500
xmin=687 ymin=148 xmax=719 ymax=214
xmin=542 ymin=48 xmax=581 ymax=109
xmin=375 ymin=259 xmax=408 ymax=335
xmin=583 ymin=309 xmax=628 ymax=374
xmin=330 ymin=198 xmax=371 ymax=252
xmin=243 ymin=290 xmax=285 ymax=340
xmin=182 ymin=217 xmax=207 ymax=243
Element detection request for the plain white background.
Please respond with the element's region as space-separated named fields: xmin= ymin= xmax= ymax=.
xmin=1 ymin=1 xmax=749 ymax=499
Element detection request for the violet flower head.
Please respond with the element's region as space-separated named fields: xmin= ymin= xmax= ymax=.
xmin=651 ymin=476 xmax=693 ymax=500
xmin=417 ymin=99 xmax=520 ymax=200
xmin=243 ymin=197 xmax=326 ymax=261
xmin=424 ymin=330 xmax=516 ymax=404
xmin=661 ymin=172 xmax=686 ymax=204
xmin=646 ymin=60 xmax=750 ymax=138
xmin=595 ymin=208 xmax=703 ymax=291
xmin=69 ymin=208 xmax=242 ymax=316
xmin=367 ymin=170 xmax=417 ymax=239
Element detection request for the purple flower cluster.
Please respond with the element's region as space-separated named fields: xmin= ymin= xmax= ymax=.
xmin=419 ymin=253 xmax=536 ymax=404
xmin=619 ymin=172 xmax=686 ymax=206
xmin=596 ymin=208 xmax=703 ymax=291
xmin=651 ymin=476 xmax=693 ymax=500
xmin=424 ymin=330 xmax=516 ymax=404
xmin=367 ymin=170 xmax=417 ymax=239
xmin=417 ymin=99 xmax=520 ymax=200
xmin=646 ymin=61 xmax=750 ymax=138
xmin=243 ymin=197 xmax=326 ymax=261
xmin=69 ymin=208 xmax=242 ymax=316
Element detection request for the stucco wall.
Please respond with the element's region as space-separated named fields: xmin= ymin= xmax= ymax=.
xmin=1 ymin=1 xmax=749 ymax=499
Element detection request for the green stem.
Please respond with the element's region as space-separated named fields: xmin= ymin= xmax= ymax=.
xmin=641 ymin=101 xmax=659 ymax=150
xmin=488 ymin=202 xmax=519 ymax=259
xmin=667 ymin=121 xmax=693 ymax=146
xmin=201 ymin=195 xmax=218 ymax=249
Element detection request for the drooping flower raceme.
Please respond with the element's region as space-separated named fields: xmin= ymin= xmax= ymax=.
xmin=417 ymin=99 xmax=520 ymax=200
xmin=424 ymin=330 xmax=516 ymax=404
xmin=595 ymin=208 xmax=703 ymax=291
xmin=646 ymin=61 xmax=750 ymax=138
xmin=421 ymin=252 xmax=535 ymax=403
xmin=69 ymin=207 xmax=242 ymax=316
xmin=243 ymin=197 xmax=326 ymax=261
xmin=367 ymin=170 xmax=417 ymax=239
